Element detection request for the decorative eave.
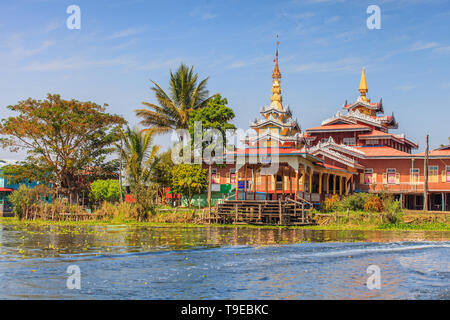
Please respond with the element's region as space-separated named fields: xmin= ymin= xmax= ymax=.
xmin=260 ymin=104 xmax=292 ymax=116
xmin=309 ymin=145 xmax=364 ymax=169
xmin=245 ymin=132 xmax=300 ymax=143
xmin=310 ymin=137 xmax=366 ymax=158
xmin=250 ymin=118 xmax=300 ymax=131
xmin=343 ymin=98 xmax=383 ymax=113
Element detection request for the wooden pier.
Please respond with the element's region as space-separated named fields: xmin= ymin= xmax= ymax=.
xmin=214 ymin=198 xmax=316 ymax=226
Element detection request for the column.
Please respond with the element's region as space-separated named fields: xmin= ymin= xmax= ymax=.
xmin=265 ymin=173 xmax=268 ymax=200
xmin=318 ymin=172 xmax=323 ymax=195
xmin=326 ymin=173 xmax=330 ymax=194
xmin=235 ymin=167 xmax=239 ymax=200
xmin=333 ymin=174 xmax=336 ymax=195
xmin=244 ymin=164 xmax=247 ymax=200
xmin=339 ymin=176 xmax=343 ymax=196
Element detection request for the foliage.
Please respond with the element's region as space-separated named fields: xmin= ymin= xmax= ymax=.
xmin=381 ymin=193 xmax=403 ymax=223
xmin=188 ymin=94 xmax=236 ymax=164
xmin=323 ymin=195 xmax=340 ymax=212
xmin=363 ymin=195 xmax=384 ymax=213
xmin=116 ymin=126 xmax=160 ymax=192
xmin=171 ymin=164 xmax=208 ymax=207
xmin=89 ymin=179 xmax=123 ymax=203
xmin=135 ymin=64 xmax=216 ymax=134
xmin=337 ymin=193 xmax=372 ymax=212
xmin=1 ymin=161 xmax=53 ymax=185
xmin=152 ymin=149 xmax=174 ymax=188
xmin=0 ymin=94 xmax=125 ymax=201
xmin=8 ymin=185 xmax=53 ymax=220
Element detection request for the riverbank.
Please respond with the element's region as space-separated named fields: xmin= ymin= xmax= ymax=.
xmin=1 ymin=215 xmax=449 ymax=232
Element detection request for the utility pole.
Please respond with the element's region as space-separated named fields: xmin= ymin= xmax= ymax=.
xmin=119 ymin=133 xmax=123 ymax=203
xmin=423 ymin=134 xmax=429 ymax=211
xmin=208 ymin=163 xmax=212 ymax=214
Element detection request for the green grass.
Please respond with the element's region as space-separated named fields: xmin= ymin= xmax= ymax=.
xmin=1 ymin=216 xmax=449 ymax=232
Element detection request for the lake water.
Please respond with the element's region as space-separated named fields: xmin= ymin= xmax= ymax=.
xmin=0 ymin=223 xmax=448 ymax=299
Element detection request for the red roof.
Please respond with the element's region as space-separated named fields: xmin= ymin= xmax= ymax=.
xmin=307 ymin=124 xmax=371 ymax=132
xmin=0 ymin=188 xmax=14 ymax=192
xmin=353 ymin=146 xmax=410 ymax=157
xmin=359 ymin=129 xmax=391 ymax=138
xmin=416 ymin=149 xmax=450 ymax=157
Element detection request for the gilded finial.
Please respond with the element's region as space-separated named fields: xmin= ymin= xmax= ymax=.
xmin=359 ymin=67 xmax=370 ymax=102
xmin=270 ymin=35 xmax=282 ymax=109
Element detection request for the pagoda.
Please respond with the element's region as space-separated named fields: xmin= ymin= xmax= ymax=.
xmin=247 ymin=43 xmax=302 ymax=148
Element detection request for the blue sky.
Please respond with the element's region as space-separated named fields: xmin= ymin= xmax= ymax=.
xmin=0 ymin=0 xmax=449 ymax=159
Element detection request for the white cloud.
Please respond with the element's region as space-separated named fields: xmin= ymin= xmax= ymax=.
xmin=407 ymin=41 xmax=438 ymax=52
xmin=292 ymin=57 xmax=363 ymax=73
xmin=106 ymin=27 xmax=147 ymax=40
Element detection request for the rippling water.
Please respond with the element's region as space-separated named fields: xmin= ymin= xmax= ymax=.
xmin=0 ymin=223 xmax=448 ymax=299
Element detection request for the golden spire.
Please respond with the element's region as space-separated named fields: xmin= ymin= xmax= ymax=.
xmin=358 ymin=67 xmax=370 ymax=102
xmin=271 ymin=35 xmax=283 ymax=110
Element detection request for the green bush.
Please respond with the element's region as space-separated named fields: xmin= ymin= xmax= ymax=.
xmin=337 ymin=193 xmax=371 ymax=211
xmin=89 ymin=179 xmax=123 ymax=203
xmin=8 ymin=185 xmax=36 ymax=219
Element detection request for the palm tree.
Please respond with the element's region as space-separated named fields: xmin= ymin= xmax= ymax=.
xmin=135 ymin=64 xmax=216 ymax=134
xmin=117 ymin=126 xmax=160 ymax=192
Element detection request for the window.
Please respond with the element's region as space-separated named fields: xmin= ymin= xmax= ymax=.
xmin=364 ymin=169 xmax=373 ymax=184
xmin=366 ymin=139 xmax=379 ymax=145
xmin=428 ymin=165 xmax=439 ymax=183
xmin=343 ymin=137 xmax=356 ymax=146
xmin=230 ymin=169 xmax=236 ymax=185
xmin=211 ymin=169 xmax=220 ymax=184
xmin=447 ymin=166 xmax=450 ymax=183
xmin=410 ymin=168 xmax=420 ymax=184
xmin=387 ymin=168 xmax=396 ymax=184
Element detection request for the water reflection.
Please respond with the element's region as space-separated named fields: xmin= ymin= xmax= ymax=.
xmin=0 ymin=223 xmax=448 ymax=299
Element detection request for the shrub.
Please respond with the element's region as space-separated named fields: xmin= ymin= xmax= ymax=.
xmin=338 ymin=193 xmax=371 ymax=211
xmin=363 ymin=195 xmax=384 ymax=213
xmin=9 ymin=185 xmax=36 ymax=219
xmin=89 ymin=179 xmax=123 ymax=203
xmin=323 ymin=195 xmax=340 ymax=212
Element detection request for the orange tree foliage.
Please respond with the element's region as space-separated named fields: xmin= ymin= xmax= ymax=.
xmin=0 ymin=94 xmax=125 ymax=200
xmin=363 ymin=195 xmax=384 ymax=213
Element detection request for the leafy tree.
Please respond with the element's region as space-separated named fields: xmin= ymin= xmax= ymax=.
xmin=152 ymin=149 xmax=174 ymax=202
xmin=8 ymin=185 xmax=52 ymax=220
xmin=1 ymin=161 xmax=53 ymax=185
xmin=116 ymin=126 xmax=160 ymax=220
xmin=171 ymin=164 xmax=208 ymax=207
xmin=188 ymin=94 xmax=236 ymax=137
xmin=89 ymin=179 xmax=123 ymax=203
xmin=116 ymin=126 xmax=160 ymax=192
xmin=0 ymin=94 xmax=125 ymax=203
xmin=135 ymin=64 xmax=216 ymax=134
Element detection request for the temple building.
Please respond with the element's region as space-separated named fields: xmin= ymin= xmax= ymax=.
xmin=207 ymin=47 xmax=450 ymax=211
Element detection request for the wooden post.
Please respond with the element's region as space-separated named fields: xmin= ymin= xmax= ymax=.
xmin=333 ymin=174 xmax=336 ymax=195
xmin=235 ymin=167 xmax=239 ymax=200
xmin=301 ymin=202 xmax=305 ymax=223
xmin=339 ymin=176 xmax=343 ymax=196
xmin=326 ymin=173 xmax=330 ymax=194
xmin=265 ymin=173 xmax=268 ymax=200
xmin=234 ymin=203 xmax=238 ymax=223
xmin=295 ymin=170 xmax=299 ymax=200
xmin=244 ymin=165 xmax=248 ymax=200
xmin=309 ymin=167 xmax=313 ymax=194
xmin=258 ymin=204 xmax=262 ymax=222
xmin=442 ymin=192 xmax=445 ymax=212
xmin=281 ymin=166 xmax=285 ymax=198
xmin=302 ymin=166 xmax=306 ymax=193
xmin=289 ymin=169 xmax=293 ymax=197
xmin=318 ymin=173 xmax=323 ymax=195
xmin=424 ymin=134 xmax=429 ymax=211
xmin=253 ymin=167 xmax=256 ymax=200
xmin=278 ymin=198 xmax=282 ymax=225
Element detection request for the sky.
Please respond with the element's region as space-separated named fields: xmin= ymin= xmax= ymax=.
xmin=0 ymin=0 xmax=449 ymax=160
